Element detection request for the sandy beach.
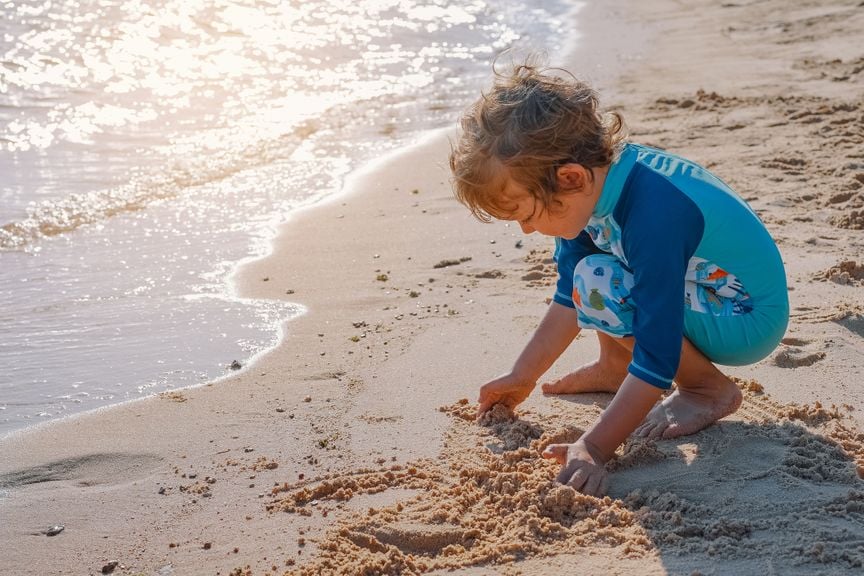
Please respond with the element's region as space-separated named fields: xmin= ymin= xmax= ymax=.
xmin=2 ymin=0 xmax=863 ymax=574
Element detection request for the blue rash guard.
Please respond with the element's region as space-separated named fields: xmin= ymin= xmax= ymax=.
xmin=553 ymin=143 xmax=789 ymax=389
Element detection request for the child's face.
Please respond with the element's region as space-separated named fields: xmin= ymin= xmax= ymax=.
xmin=502 ymin=164 xmax=602 ymax=239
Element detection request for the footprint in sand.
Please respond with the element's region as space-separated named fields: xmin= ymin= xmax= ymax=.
xmin=354 ymin=522 xmax=471 ymax=556
xmin=772 ymin=337 xmax=827 ymax=368
xmin=0 ymin=453 xmax=163 ymax=489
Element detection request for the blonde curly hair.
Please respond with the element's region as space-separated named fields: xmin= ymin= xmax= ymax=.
xmin=449 ymin=60 xmax=627 ymax=222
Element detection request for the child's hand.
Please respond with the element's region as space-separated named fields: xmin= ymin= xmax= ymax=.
xmin=477 ymin=372 xmax=536 ymax=417
xmin=542 ymin=439 xmax=609 ymax=497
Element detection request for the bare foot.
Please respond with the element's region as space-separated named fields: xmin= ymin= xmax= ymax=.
xmin=634 ymin=376 xmax=742 ymax=440
xmin=541 ymin=359 xmax=627 ymax=395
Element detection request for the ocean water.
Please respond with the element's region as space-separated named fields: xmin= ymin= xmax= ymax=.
xmin=0 ymin=0 xmax=576 ymax=436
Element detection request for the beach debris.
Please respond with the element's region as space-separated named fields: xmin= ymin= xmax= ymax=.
xmin=229 ymin=360 xmax=242 ymax=370
xmin=376 ymin=273 xmax=389 ymax=282
xmin=44 ymin=524 xmax=64 ymax=536
xmin=101 ymin=561 xmax=119 ymax=574
xmin=433 ymin=256 xmax=472 ymax=269
xmin=160 ymin=391 xmax=187 ymax=403
xmin=158 ymin=486 xmax=166 ymax=495
xmin=262 ymin=277 xmax=269 ymax=282
xmin=515 ymin=240 xmax=523 ymax=248
xmin=304 ymin=396 xmax=312 ymax=403
xmin=203 ymin=542 xmax=212 ymax=550
xmin=474 ymin=270 xmax=504 ymax=279
xmin=250 ymin=457 xmax=279 ymax=471
xmin=285 ymin=289 xmax=295 ymax=294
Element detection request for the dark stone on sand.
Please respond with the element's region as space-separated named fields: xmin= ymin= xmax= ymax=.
xmin=229 ymin=360 xmax=242 ymax=370
xmin=433 ymin=256 xmax=471 ymax=268
xmin=474 ymin=270 xmax=504 ymax=279
xmin=101 ymin=561 xmax=119 ymax=574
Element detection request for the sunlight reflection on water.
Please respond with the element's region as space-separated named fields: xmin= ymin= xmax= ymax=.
xmin=0 ymin=0 xmax=574 ymax=435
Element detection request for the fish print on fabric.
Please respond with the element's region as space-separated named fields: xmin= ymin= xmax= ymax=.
xmin=572 ymin=254 xmax=635 ymax=336
xmin=585 ymin=214 xmax=627 ymax=265
xmin=685 ymin=257 xmax=753 ymax=316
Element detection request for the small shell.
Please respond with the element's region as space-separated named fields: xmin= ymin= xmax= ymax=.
xmin=45 ymin=525 xmax=65 ymax=536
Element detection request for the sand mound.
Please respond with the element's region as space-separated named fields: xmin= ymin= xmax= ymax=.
xmin=269 ymin=388 xmax=864 ymax=575
xmin=814 ymin=260 xmax=864 ymax=285
xmin=832 ymin=209 xmax=864 ymax=230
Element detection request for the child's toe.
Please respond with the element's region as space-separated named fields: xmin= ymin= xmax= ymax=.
xmin=634 ymin=420 xmax=655 ymax=438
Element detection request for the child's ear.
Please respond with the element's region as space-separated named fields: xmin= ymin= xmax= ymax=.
xmin=556 ymin=163 xmax=589 ymax=193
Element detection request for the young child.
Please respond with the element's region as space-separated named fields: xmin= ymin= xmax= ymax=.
xmin=449 ymin=62 xmax=789 ymax=497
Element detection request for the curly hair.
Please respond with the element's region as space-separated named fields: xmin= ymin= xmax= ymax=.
xmin=449 ymin=60 xmax=627 ymax=222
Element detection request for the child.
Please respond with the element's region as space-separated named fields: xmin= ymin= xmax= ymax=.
xmin=449 ymin=62 xmax=789 ymax=497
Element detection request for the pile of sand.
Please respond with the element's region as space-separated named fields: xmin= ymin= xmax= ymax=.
xmin=267 ymin=385 xmax=864 ymax=575
xmin=814 ymin=260 xmax=864 ymax=285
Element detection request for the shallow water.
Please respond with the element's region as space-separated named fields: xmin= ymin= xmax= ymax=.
xmin=0 ymin=0 xmax=577 ymax=435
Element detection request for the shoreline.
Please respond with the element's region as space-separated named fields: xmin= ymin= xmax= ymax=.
xmin=0 ymin=129 xmax=452 ymax=442
xmin=2 ymin=1 xmax=864 ymax=574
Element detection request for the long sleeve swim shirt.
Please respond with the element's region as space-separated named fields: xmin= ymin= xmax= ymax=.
xmin=553 ymin=143 xmax=788 ymax=389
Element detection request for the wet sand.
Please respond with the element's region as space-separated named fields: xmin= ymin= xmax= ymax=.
xmin=1 ymin=0 xmax=863 ymax=574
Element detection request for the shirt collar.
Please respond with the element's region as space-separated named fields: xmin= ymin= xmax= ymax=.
xmin=592 ymin=143 xmax=638 ymax=218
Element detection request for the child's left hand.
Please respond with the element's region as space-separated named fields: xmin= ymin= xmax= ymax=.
xmin=542 ymin=439 xmax=609 ymax=496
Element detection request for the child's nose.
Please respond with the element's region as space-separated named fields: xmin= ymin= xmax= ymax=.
xmin=519 ymin=221 xmax=535 ymax=234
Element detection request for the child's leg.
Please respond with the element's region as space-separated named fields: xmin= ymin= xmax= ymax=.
xmin=617 ymin=336 xmax=742 ymax=439
xmin=541 ymin=331 xmax=630 ymax=394
xmin=544 ymin=331 xmax=741 ymax=439
xmin=546 ymin=252 xmax=752 ymax=439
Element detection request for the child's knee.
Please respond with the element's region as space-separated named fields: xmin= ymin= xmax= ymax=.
xmin=573 ymin=254 xmax=632 ymax=301
xmin=572 ymin=254 xmax=635 ymax=337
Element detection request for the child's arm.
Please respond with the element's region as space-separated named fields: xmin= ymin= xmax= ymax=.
xmin=477 ymin=301 xmax=581 ymax=415
xmin=542 ymin=374 xmax=662 ymax=495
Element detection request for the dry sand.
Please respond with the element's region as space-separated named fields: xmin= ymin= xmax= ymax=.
xmin=1 ymin=0 xmax=863 ymax=575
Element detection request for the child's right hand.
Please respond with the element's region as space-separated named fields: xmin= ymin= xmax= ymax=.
xmin=477 ymin=372 xmax=536 ymax=417
xmin=542 ymin=439 xmax=609 ymax=497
